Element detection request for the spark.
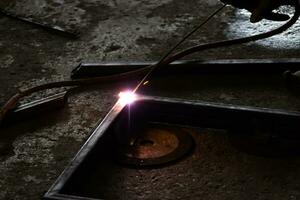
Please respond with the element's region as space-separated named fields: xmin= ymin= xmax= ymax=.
xmin=118 ymin=91 xmax=137 ymax=106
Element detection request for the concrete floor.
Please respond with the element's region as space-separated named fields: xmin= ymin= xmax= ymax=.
xmin=0 ymin=0 xmax=299 ymax=199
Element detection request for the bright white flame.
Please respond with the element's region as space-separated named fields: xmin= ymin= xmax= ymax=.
xmin=118 ymin=91 xmax=137 ymax=106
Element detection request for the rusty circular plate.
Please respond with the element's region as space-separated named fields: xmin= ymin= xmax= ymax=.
xmin=115 ymin=123 xmax=194 ymax=167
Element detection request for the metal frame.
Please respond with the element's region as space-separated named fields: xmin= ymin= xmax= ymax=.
xmin=44 ymin=94 xmax=300 ymax=200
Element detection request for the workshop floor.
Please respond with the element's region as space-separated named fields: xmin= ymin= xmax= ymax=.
xmin=0 ymin=0 xmax=299 ymax=200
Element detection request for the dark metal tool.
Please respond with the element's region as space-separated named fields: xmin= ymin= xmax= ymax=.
xmin=0 ymin=8 xmax=79 ymax=38
xmin=1 ymin=91 xmax=68 ymax=126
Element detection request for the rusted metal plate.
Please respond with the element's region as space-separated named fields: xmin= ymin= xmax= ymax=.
xmin=115 ymin=123 xmax=194 ymax=167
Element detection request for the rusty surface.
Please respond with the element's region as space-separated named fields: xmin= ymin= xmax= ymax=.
xmin=126 ymin=129 xmax=179 ymax=159
xmin=115 ymin=123 xmax=194 ymax=167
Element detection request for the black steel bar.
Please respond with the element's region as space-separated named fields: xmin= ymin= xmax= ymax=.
xmin=1 ymin=91 xmax=68 ymax=126
xmin=137 ymin=95 xmax=300 ymax=131
xmin=0 ymin=8 xmax=79 ymax=39
xmin=71 ymin=58 xmax=300 ymax=79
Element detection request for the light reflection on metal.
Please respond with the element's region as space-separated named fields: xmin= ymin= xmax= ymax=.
xmin=118 ymin=91 xmax=137 ymax=106
xmin=143 ymin=81 xmax=149 ymax=86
